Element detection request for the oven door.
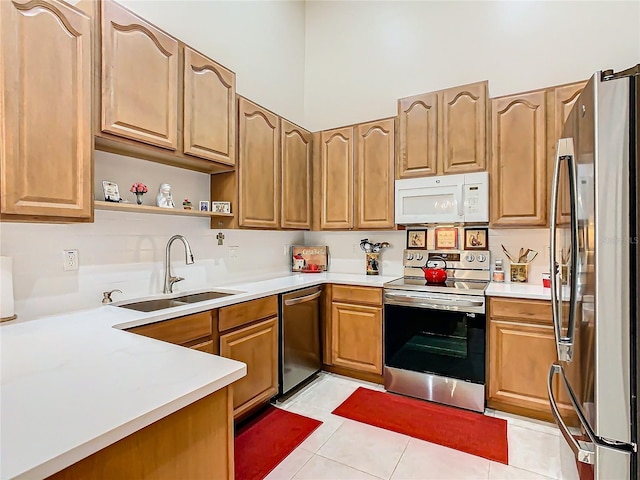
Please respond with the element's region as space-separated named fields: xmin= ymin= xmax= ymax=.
xmin=383 ymin=293 xmax=486 ymax=385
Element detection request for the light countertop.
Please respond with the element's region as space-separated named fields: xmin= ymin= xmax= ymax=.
xmin=0 ymin=272 xmax=395 ymax=480
xmin=486 ymin=282 xmax=570 ymax=301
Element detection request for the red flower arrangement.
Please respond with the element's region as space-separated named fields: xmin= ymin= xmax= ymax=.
xmin=130 ymin=182 xmax=148 ymax=194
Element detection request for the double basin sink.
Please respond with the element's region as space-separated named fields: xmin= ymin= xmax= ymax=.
xmin=117 ymin=290 xmax=238 ymax=312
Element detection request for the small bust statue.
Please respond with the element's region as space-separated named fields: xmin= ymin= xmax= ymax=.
xmin=156 ymin=183 xmax=175 ymax=208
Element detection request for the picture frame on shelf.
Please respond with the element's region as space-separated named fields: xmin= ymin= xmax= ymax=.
xmin=406 ymin=229 xmax=427 ymax=249
xmin=212 ymin=201 xmax=231 ymax=214
xmin=463 ymin=227 xmax=488 ymax=250
xmin=199 ymin=201 xmax=210 ymax=212
xmin=102 ymin=181 xmax=121 ymax=202
xmin=435 ymin=227 xmax=458 ymax=250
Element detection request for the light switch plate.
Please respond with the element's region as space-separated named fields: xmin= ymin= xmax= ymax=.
xmin=228 ymin=246 xmax=239 ymax=259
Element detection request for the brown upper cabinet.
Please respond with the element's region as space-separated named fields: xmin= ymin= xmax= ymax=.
xmin=355 ymin=118 xmax=396 ymax=229
xmin=397 ymin=81 xmax=488 ymax=179
xmin=320 ymin=127 xmax=354 ymax=229
xmin=101 ymin=0 xmax=179 ymax=150
xmin=183 ymin=47 xmax=236 ymax=166
xmin=280 ymin=120 xmax=312 ymax=229
xmin=491 ymin=80 xmax=586 ymax=228
xmin=318 ymin=119 xmax=396 ymax=231
xmin=1 ymin=0 xmax=93 ymax=221
xmin=238 ymin=97 xmax=280 ymax=229
xmin=96 ymin=0 xmax=236 ymax=173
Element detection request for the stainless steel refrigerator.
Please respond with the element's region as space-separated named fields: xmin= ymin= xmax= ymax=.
xmin=548 ymin=65 xmax=639 ymax=480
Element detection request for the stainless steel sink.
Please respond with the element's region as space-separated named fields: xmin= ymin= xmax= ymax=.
xmin=173 ymin=291 xmax=234 ymax=303
xmin=117 ymin=290 xmax=238 ymax=312
xmin=118 ymin=298 xmax=188 ymax=312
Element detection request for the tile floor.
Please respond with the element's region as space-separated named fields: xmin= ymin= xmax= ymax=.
xmin=266 ymin=372 xmax=574 ymax=480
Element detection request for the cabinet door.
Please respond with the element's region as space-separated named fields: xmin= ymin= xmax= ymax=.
xmin=397 ymin=92 xmax=438 ymax=178
xmin=331 ymin=302 xmax=382 ymax=374
xmin=281 ymin=120 xmax=312 ymax=229
xmin=355 ymin=118 xmax=395 ymax=229
xmin=102 ymin=0 xmax=178 ymax=150
xmin=488 ymin=318 xmax=577 ymax=421
xmin=551 ymin=82 xmax=586 ymax=224
xmin=183 ymin=47 xmax=236 ymax=165
xmin=238 ymin=98 xmax=280 ymax=228
xmin=320 ymin=127 xmax=353 ymax=229
xmin=441 ymin=81 xmax=487 ymax=174
xmin=491 ymin=90 xmax=548 ymax=227
xmin=1 ymin=0 xmax=92 ymax=219
xmin=219 ymin=317 xmax=278 ymax=418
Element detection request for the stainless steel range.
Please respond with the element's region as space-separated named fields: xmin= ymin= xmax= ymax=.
xmin=383 ymin=249 xmax=490 ymax=412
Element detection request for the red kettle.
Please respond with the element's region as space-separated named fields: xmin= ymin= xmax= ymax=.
xmin=421 ymin=256 xmax=448 ymax=284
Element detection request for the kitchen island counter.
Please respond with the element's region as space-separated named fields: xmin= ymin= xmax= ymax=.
xmin=1 ymin=272 xmax=394 ymax=480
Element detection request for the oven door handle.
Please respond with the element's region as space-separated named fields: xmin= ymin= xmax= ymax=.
xmin=384 ymin=292 xmax=484 ymax=308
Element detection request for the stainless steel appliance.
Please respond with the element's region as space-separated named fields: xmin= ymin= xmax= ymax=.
xmin=279 ymin=286 xmax=323 ymax=395
xmin=383 ymin=249 xmax=490 ymax=412
xmin=548 ymin=65 xmax=639 ymax=480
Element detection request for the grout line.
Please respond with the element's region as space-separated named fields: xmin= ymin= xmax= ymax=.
xmin=313 ymin=452 xmax=387 ymax=480
xmin=388 ymin=438 xmax=410 ymax=480
xmin=286 ymin=449 xmax=315 ymax=480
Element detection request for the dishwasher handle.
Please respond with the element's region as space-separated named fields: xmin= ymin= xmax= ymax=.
xmin=284 ymin=290 xmax=322 ymax=306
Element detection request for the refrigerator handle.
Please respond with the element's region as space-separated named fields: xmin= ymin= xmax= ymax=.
xmin=549 ymin=363 xmax=637 ymax=459
xmin=550 ymin=138 xmax=572 ymax=361
xmin=566 ymin=145 xmax=580 ymax=362
xmin=547 ymin=363 xmax=595 ymax=464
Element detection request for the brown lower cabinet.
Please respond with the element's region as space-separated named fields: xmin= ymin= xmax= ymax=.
xmin=487 ymin=297 xmax=579 ymax=424
xmin=218 ymin=296 xmax=279 ymax=419
xmin=48 ymin=387 xmax=233 ymax=480
xmin=326 ymin=285 xmax=383 ymax=378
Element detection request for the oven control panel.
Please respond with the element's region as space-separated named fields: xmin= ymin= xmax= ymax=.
xmin=403 ymin=249 xmax=490 ymax=271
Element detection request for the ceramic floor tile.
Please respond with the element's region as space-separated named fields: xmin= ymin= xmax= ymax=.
xmin=265 ymin=447 xmax=314 ymax=480
xmin=488 ymin=462 xmax=555 ymax=480
xmin=291 ymin=375 xmax=363 ymax=412
xmin=293 ymin=455 xmax=381 ymax=480
xmin=507 ymin=424 xmax=561 ymax=479
xmin=317 ymin=419 xmax=409 ymax=479
xmin=284 ymin=403 xmax=346 ymax=453
xmin=390 ymin=438 xmax=490 ymax=480
xmin=276 ymin=374 xmax=328 ymax=409
xmin=493 ymin=410 xmax=559 ymax=437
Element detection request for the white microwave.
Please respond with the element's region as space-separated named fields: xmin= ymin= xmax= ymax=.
xmin=395 ymin=172 xmax=489 ymax=224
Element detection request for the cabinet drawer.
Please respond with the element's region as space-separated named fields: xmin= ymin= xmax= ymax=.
xmin=489 ymin=297 xmax=552 ymax=324
xmin=128 ymin=311 xmax=212 ymax=345
xmin=332 ymin=285 xmax=382 ymax=306
xmin=190 ymin=340 xmax=215 ymax=354
xmin=219 ymin=296 xmax=278 ymax=332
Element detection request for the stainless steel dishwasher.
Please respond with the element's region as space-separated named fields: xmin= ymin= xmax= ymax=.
xmin=279 ymin=286 xmax=323 ymax=395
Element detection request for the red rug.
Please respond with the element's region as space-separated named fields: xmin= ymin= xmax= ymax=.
xmin=234 ymin=406 xmax=322 ymax=480
xmin=332 ymin=387 xmax=508 ymax=464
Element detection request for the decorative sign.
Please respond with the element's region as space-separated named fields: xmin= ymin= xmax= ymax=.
xmin=406 ymin=229 xmax=427 ymax=249
xmin=102 ymin=181 xmax=121 ymax=202
xmin=435 ymin=227 xmax=458 ymax=250
xmin=212 ymin=201 xmax=231 ymax=214
xmin=291 ymin=246 xmax=328 ymax=272
xmin=464 ymin=228 xmax=488 ymax=250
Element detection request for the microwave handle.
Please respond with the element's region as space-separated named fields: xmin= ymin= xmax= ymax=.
xmin=457 ymin=184 xmax=464 ymax=218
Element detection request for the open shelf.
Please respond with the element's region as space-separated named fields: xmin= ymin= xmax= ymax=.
xmin=94 ymin=200 xmax=234 ymax=218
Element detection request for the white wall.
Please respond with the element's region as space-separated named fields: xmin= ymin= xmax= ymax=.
xmin=117 ymin=0 xmax=307 ymax=125
xmin=304 ymin=1 xmax=640 ymax=130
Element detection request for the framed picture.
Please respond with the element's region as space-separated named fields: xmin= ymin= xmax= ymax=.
xmin=212 ymin=201 xmax=231 ymax=214
xmin=102 ymin=181 xmax=121 ymax=202
xmin=199 ymin=201 xmax=210 ymax=212
xmin=464 ymin=227 xmax=488 ymax=250
xmin=435 ymin=227 xmax=458 ymax=250
xmin=406 ymin=229 xmax=427 ymax=249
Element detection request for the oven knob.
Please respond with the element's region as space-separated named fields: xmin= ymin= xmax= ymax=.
xmin=415 ymin=253 xmax=423 ymax=261
xmin=406 ymin=252 xmax=414 ymax=261
xmin=465 ymin=254 xmax=475 ymax=262
xmin=477 ymin=254 xmax=487 ymax=263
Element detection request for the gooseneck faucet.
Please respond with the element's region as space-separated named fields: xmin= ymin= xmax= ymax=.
xmin=164 ymin=235 xmax=195 ymax=294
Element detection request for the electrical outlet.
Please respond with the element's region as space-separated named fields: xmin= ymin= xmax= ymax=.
xmin=63 ymin=250 xmax=79 ymax=271
xmin=283 ymin=244 xmax=290 ymax=256
xmin=352 ymin=244 xmax=358 ymax=256
xmin=228 ymin=246 xmax=239 ymax=259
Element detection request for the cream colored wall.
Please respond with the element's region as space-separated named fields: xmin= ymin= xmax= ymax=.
xmin=116 ymin=0 xmax=306 ymax=125
xmin=303 ymin=0 xmax=640 ymax=131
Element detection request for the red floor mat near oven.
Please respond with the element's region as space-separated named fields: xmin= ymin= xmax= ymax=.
xmin=234 ymin=406 xmax=322 ymax=480
xmin=332 ymin=387 xmax=508 ymax=464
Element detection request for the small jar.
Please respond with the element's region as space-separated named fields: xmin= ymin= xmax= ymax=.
xmin=493 ymin=259 xmax=505 ymax=282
